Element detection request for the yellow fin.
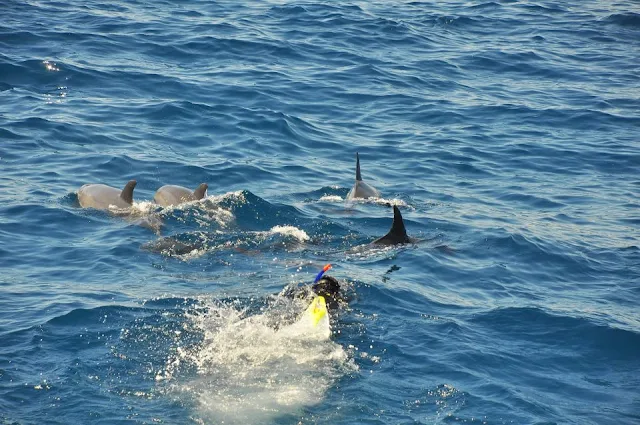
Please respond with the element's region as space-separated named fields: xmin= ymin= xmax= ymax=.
xmin=304 ymin=295 xmax=327 ymax=327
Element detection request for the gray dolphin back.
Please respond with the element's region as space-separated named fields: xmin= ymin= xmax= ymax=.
xmin=373 ymin=205 xmax=411 ymax=245
xmin=78 ymin=180 xmax=136 ymax=210
xmin=154 ymin=183 xmax=208 ymax=206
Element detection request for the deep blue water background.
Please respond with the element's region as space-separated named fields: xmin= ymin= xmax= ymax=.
xmin=1 ymin=0 xmax=639 ymax=424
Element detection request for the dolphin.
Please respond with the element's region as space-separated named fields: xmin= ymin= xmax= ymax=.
xmin=153 ymin=183 xmax=208 ymax=207
xmin=77 ymin=180 xmax=137 ymax=210
xmin=373 ymin=205 xmax=413 ymax=245
xmin=346 ymin=153 xmax=381 ymax=200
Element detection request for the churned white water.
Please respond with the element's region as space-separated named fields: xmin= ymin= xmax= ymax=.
xmin=162 ymin=297 xmax=356 ymax=424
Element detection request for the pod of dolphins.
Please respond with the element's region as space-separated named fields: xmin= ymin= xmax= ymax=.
xmin=77 ymin=153 xmax=412 ymax=245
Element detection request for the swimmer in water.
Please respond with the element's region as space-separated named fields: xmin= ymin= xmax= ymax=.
xmin=281 ymin=265 xmax=345 ymax=310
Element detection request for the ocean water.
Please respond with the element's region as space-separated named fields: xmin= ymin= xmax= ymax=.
xmin=1 ymin=0 xmax=639 ymax=424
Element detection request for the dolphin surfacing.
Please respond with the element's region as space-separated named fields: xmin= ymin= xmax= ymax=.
xmin=153 ymin=183 xmax=208 ymax=207
xmin=373 ymin=205 xmax=412 ymax=245
xmin=78 ymin=180 xmax=137 ymax=210
xmin=346 ymin=153 xmax=381 ymax=200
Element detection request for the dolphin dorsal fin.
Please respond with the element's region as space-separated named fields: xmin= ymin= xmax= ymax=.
xmin=356 ymin=152 xmax=362 ymax=181
xmin=375 ymin=205 xmax=410 ymax=244
xmin=120 ymin=180 xmax=137 ymax=204
xmin=387 ymin=205 xmax=408 ymax=241
xmin=193 ymin=183 xmax=208 ymax=200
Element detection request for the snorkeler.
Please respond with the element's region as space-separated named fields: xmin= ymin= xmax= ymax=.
xmin=281 ymin=264 xmax=345 ymax=310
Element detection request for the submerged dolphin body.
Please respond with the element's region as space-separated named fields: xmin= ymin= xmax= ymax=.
xmin=153 ymin=183 xmax=208 ymax=207
xmin=373 ymin=205 xmax=413 ymax=245
xmin=346 ymin=153 xmax=381 ymax=200
xmin=78 ymin=180 xmax=137 ymax=210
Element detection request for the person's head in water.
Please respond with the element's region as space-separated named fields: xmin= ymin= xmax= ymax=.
xmin=312 ymin=275 xmax=341 ymax=308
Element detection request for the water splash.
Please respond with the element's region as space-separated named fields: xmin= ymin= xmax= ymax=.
xmin=161 ymin=297 xmax=356 ymax=424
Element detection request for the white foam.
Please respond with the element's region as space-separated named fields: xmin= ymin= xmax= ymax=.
xmin=163 ymin=298 xmax=356 ymax=424
xmin=159 ymin=190 xmax=243 ymax=212
xmin=104 ymin=200 xmax=157 ymax=214
xmin=156 ymin=195 xmax=236 ymax=228
xmin=344 ymin=242 xmax=398 ymax=261
xmin=268 ymin=225 xmax=310 ymax=242
xmin=204 ymin=190 xmax=246 ymax=203
xmin=129 ymin=200 xmax=158 ymax=214
xmin=104 ymin=201 xmax=164 ymax=232
xmin=175 ymin=248 xmax=206 ymax=261
xmin=319 ymin=194 xmax=409 ymax=208
xmin=347 ymin=197 xmax=409 ymax=207
xmin=319 ymin=195 xmax=344 ymax=202
xmin=179 ymin=206 xmax=234 ymax=229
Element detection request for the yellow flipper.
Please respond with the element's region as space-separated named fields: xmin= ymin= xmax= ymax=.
xmin=304 ymin=295 xmax=327 ymax=327
xmin=280 ymin=295 xmax=330 ymax=340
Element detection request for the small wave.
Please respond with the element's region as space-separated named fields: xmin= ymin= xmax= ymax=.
xmin=405 ymin=383 xmax=469 ymax=420
xmin=202 ymin=190 xmax=250 ymax=210
xmin=45 ymin=305 xmax=145 ymax=327
xmin=293 ymin=186 xmax=346 ymax=202
xmin=497 ymin=193 xmax=565 ymax=209
xmin=520 ymin=3 xmax=567 ymax=14
xmin=145 ymin=224 xmax=311 ymax=260
xmin=268 ymin=4 xmax=308 ymax=16
xmin=206 ymin=190 xmax=246 ymax=203
xmin=158 ymin=196 xmax=235 ymax=229
xmin=435 ymin=15 xmax=479 ymax=28
xmin=467 ymin=2 xmax=501 ymax=10
xmin=472 ymin=306 xmax=640 ymax=359
xmin=268 ymin=225 xmax=310 ymax=242
xmin=605 ymin=12 xmax=640 ymax=28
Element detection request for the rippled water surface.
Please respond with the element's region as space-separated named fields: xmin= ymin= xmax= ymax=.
xmin=1 ymin=1 xmax=639 ymax=424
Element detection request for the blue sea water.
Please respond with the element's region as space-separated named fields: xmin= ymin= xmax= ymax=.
xmin=1 ymin=0 xmax=639 ymax=423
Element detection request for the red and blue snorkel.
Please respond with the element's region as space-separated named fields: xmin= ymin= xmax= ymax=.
xmin=313 ymin=264 xmax=332 ymax=283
